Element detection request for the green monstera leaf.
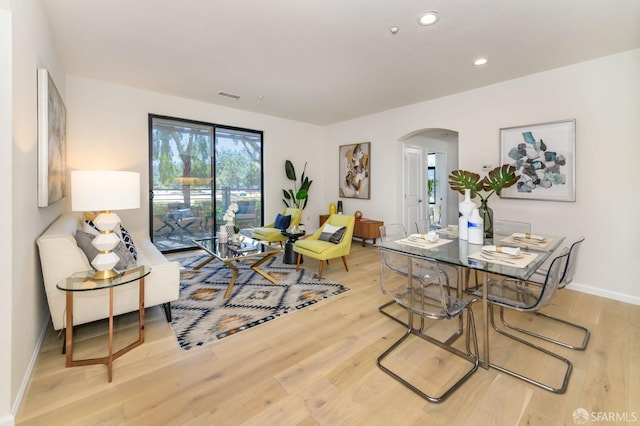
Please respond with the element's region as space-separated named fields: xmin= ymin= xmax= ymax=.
xmin=482 ymin=164 xmax=518 ymax=196
xmin=448 ymin=170 xmax=483 ymax=198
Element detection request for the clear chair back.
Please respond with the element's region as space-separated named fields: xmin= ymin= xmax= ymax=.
xmin=560 ymin=237 xmax=584 ymax=287
xmin=415 ymin=219 xmax=430 ymax=234
xmin=494 ymin=220 xmax=531 ymax=235
xmin=535 ymin=252 xmax=570 ymax=310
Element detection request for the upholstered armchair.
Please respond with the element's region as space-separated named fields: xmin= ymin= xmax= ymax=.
xmin=251 ymin=208 xmax=302 ymax=246
xmin=293 ymin=214 xmax=355 ymax=279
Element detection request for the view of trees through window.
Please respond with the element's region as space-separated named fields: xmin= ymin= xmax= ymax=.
xmin=149 ymin=115 xmax=263 ymax=251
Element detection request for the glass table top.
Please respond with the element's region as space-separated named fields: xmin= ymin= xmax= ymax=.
xmin=193 ymin=236 xmax=279 ymax=261
xmin=378 ymin=232 xmax=565 ymax=282
xmin=57 ymin=265 xmax=151 ymax=292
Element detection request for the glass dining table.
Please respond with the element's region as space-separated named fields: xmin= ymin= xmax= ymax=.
xmin=377 ymin=229 xmax=565 ymax=368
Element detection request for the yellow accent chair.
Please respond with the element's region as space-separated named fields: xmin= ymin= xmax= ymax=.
xmin=251 ymin=208 xmax=302 ymax=246
xmin=294 ymin=214 xmax=355 ymax=279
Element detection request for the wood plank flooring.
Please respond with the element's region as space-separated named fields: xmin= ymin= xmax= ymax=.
xmin=16 ymin=243 xmax=640 ymax=425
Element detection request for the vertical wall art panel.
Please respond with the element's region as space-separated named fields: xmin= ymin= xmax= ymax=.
xmin=37 ymin=68 xmax=67 ymax=207
xmin=339 ymin=142 xmax=370 ymax=199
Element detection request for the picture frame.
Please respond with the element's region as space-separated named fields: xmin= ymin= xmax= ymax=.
xmin=37 ymin=68 xmax=67 ymax=207
xmin=339 ymin=142 xmax=370 ymax=199
xmin=499 ymin=119 xmax=575 ymax=202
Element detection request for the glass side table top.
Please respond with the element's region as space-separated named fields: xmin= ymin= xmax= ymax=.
xmin=193 ymin=237 xmax=279 ymax=261
xmin=57 ymin=265 xmax=151 ymax=292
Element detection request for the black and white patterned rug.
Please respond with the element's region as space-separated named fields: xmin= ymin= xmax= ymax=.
xmin=170 ymin=252 xmax=350 ymax=350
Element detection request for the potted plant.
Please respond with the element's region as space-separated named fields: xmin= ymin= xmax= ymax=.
xmin=282 ymin=160 xmax=313 ymax=210
xmin=448 ymin=164 xmax=518 ymax=238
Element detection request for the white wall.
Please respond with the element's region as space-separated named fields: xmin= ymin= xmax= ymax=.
xmin=0 ymin=3 xmax=12 ymax=424
xmin=324 ymin=49 xmax=640 ymax=303
xmin=6 ymin=0 xmax=67 ymax=422
xmin=65 ymin=76 xmax=325 ymax=234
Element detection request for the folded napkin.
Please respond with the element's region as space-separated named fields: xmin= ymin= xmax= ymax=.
xmin=409 ymin=232 xmax=438 ymax=243
xmin=482 ymin=245 xmax=521 ymax=256
xmin=512 ymin=232 xmax=545 ymax=241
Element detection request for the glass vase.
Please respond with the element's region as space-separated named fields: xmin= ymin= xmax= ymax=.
xmin=479 ymin=199 xmax=493 ymax=239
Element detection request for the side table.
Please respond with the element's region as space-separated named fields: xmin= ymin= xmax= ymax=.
xmin=56 ymin=265 xmax=151 ymax=382
xmin=281 ymin=230 xmax=306 ymax=264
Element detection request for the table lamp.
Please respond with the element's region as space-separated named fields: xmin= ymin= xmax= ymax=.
xmin=71 ymin=170 xmax=140 ymax=280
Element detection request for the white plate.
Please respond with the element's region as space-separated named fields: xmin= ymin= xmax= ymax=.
xmin=481 ymin=249 xmax=523 ymax=259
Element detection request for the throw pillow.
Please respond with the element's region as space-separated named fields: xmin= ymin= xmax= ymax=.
xmin=119 ymin=225 xmax=138 ymax=262
xmin=274 ymin=213 xmax=291 ymax=230
xmin=84 ymin=219 xmax=137 ymax=262
xmin=75 ymin=230 xmax=136 ymax=270
xmin=318 ymin=223 xmax=347 ymax=244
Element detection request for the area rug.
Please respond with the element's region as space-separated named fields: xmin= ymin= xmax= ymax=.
xmin=170 ymin=252 xmax=350 ymax=350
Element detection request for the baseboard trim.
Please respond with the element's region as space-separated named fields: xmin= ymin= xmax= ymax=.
xmin=10 ymin=315 xmax=50 ymax=423
xmin=0 ymin=414 xmax=15 ymax=426
xmin=569 ymin=282 xmax=640 ymax=306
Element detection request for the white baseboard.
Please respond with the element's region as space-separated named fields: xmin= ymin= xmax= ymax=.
xmin=570 ymin=281 xmax=640 ymax=306
xmin=0 ymin=414 xmax=15 ymax=426
xmin=10 ymin=316 xmax=50 ymax=423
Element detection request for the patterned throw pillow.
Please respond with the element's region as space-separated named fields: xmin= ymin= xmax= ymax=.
xmin=84 ymin=219 xmax=138 ymax=262
xmin=318 ymin=223 xmax=347 ymax=244
xmin=74 ymin=230 xmax=135 ymax=270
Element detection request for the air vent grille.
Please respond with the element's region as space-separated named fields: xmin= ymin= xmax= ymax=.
xmin=218 ymin=92 xmax=241 ymax=100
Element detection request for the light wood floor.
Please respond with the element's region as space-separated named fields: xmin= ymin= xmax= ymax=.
xmin=17 ymin=243 xmax=640 ymax=425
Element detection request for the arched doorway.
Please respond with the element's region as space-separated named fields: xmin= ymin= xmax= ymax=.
xmin=401 ymin=128 xmax=459 ymax=232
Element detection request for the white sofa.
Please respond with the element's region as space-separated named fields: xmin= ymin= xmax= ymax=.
xmin=37 ymin=213 xmax=180 ymax=330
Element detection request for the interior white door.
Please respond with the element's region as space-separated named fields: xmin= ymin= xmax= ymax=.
xmin=403 ymin=145 xmax=424 ymax=233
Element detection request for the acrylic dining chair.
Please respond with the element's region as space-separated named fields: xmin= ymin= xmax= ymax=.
xmin=377 ymin=252 xmax=479 ymax=402
xmin=499 ymin=237 xmax=589 ymax=350
xmin=472 ymin=251 xmax=573 ymax=393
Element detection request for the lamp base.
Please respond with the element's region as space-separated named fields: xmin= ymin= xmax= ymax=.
xmin=92 ymin=268 xmax=120 ymax=281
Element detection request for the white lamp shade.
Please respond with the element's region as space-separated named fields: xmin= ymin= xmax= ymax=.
xmin=71 ymin=171 xmax=140 ymax=212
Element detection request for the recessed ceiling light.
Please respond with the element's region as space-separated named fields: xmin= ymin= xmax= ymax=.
xmin=389 ymin=26 xmax=399 ymax=35
xmin=473 ymin=58 xmax=488 ymax=66
xmin=418 ymin=11 xmax=439 ymax=26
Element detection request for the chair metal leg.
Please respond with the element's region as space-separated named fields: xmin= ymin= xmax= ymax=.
xmin=498 ymin=306 xmax=590 ymax=350
xmin=376 ymin=308 xmax=479 ymax=403
xmin=488 ymin=305 xmax=573 ymax=394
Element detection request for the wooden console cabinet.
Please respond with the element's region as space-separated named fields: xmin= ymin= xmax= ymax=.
xmin=319 ymin=214 xmax=383 ymax=246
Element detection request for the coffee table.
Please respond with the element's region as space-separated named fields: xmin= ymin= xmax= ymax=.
xmin=192 ymin=237 xmax=280 ymax=299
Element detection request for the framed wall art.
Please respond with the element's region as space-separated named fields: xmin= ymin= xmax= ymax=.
xmin=339 ymin=142 xmax=370 ymax=199
xmin=37 ymin=68 xmax=67 ymax=207
xmin=499 ymin=119 xmax=575 ymax=202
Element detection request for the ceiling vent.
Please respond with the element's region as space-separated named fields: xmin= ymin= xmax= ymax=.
xmin=218 ymin=92 xmax=241 ymax=100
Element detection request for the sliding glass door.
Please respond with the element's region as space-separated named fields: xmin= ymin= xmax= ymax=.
xmin=149 ymin=115 xmax=263 ymax=252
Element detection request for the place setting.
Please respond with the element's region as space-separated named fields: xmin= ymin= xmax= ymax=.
xmin=435 ymin=224 xmax=459 ymax=237
xmin=396 ymin=232 xmax=453 ymax=249
xmin=499 ymin=232 xmax=553 ymax=250
xmin=468 ymin=244 xmax=538 ymax=268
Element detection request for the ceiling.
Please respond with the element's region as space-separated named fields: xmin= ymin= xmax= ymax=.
xmin=41 ymin=0 xmax=640 ymax=125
